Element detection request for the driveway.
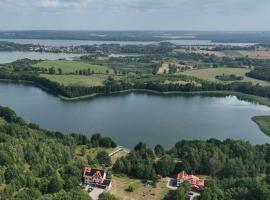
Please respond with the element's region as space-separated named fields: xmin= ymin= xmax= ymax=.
xmin=166 ymin=178 xmax=177 ymax=190
xmin=187 ymin=191 xmax=200 ymax=200
xmin=89 ymin=188 xmax=105 ymax=200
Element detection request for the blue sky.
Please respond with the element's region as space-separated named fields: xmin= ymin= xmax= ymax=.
xmin=0 ymin=0 xmax=269 ymax=30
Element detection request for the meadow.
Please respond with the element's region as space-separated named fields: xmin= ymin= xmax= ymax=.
xmin=182 ymin=67 xmax=270 ymax=86
xmin=252 ymin=116 xmax=270 ymax=137
xmin=110 ymin=175 xmax=169 ymax=200
xmin=41 ymin=74 xmax=107 ymax=87
xmin=33 ymin=60 xmax=114 ymax=74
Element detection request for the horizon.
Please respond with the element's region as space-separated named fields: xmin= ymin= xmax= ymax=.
xmin=1 ymin=0 xmax=270 ymax=31
xmin=1 ymin=30 xmax=270 ymax=32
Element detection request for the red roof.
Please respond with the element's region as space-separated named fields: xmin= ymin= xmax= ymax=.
xmin=83 ymin=167 xmax=105 ymax=180
xmin=177 ymin=171 xmax=188 ymax=180
xmin=177 ymin=171 xmax=205 ymax=189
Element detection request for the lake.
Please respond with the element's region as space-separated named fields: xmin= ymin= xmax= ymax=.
xmin=0 ymin=51 xmax=83 ymax=64
xmin=0 ymin=39 xmax=254 ymax=47
xmin=0 ymin=82 xmax=269 ymax=148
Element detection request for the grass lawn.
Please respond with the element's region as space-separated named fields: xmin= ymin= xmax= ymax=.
xmin=0 ymin=117 xmax=6 ymax=126
xmin=41 ymin=74 xmax=107 ymax=87
xmin=110 ymin=175 xmax=169 ymax=200
xmin=33 ymin=60 xmax=114 ymax=74
xmin=223 ymin=50 xmax=243 ymax=57
xmin=252 ymin=116 xmax=270 ymax=137
xmin=182 ymin=67 xmax=270 ymax=86
xmin=110 ymin=148 xmax=130 ymax=164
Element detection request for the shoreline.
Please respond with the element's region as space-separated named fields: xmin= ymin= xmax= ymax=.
xmin=1 ymin=78 xmax=270 ymax=106
xmin=1 ymin=78 xmax=270 ymax=138
xmin=1 ymin=78 xmax=270 ymax=104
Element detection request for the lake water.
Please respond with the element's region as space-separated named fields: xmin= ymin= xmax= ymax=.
xmin=0 ymin=82 xmax=269 ymax=148
xmin=0 ymin=51 xmax=83 ymax=64
xmin=0 ymin=39 xmax=254 ymax=47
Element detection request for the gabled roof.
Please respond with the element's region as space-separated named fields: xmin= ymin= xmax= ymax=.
xmin=177 ymin=171 xmax=188 ymax=180
xmin=177 ymin=171 xmax=205 ymax=188
xmin=83 ymin=167 xmax=105 ymax=179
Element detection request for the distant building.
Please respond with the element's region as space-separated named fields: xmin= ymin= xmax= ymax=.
xmin=83 ymin=167 xmax=112 ymax=190
xmin=177 ymin=171 xmax=205 ymax=190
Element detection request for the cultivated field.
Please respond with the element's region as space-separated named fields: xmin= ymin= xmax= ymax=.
xmin=33 ymin=60 xmax=114 ymax=74
xmin=239 ymin=50 xmax=270 ymax=59
xmin=110 ymin=175 xmax=169 ymax=200
xmin=157 ymin=63 xmax=193 ymax=74
xmin=182 ymin=67 xmax=270 ymax=86
xmin=175 ymin=48 xmax=243 ymax=58
xmin=41 ymin=74 xmax=107 ymax=87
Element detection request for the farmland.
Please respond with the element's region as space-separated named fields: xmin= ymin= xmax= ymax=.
xmin=181 ymin=67 xmax=270 ymax=86
xmin=41 ymin=74 xmax=108 ymax=87
xmin=33 ymin=60 xmax=114 ymax=74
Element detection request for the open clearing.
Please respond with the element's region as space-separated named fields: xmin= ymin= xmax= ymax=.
xmin=41 ymin=74 xmax=107 ymax=87
xmin=239 ymin=50 xmax=270 ymax=59
xmin=182 ymin=67 xmax=270 ymax=86
xmin=33 ymin=60 xmax=114 ymax=74
xmin=157 ymin=63 xmax=193 ymax=74
xmin=252 ymin=116 xmax=270 ymax=137
xmin=110 ymin=175 xmax=169 ymax=200
xmin=0 ymin=117 xmax=6 ymax=126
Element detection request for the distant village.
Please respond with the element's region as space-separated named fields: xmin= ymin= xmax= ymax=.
xmin=29 ymin=45 xmax=88 ymax=54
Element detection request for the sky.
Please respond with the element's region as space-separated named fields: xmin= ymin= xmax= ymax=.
xmin=0 ymin=0 xmax=270 ymax=31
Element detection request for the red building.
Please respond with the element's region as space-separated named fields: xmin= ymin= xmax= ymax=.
xmin=83 ymin=167 xmax=111 ymax=190
xmin=176 ymin=171 xmax=205 ymax=190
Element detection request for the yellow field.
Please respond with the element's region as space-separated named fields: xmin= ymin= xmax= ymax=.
xmin=110 ymin=175 xmax=169 ymax=200
xmin=41 ymin=74 xmax=107 ymax=87
xmin=182 ymin=67 xmax=270 ymax=86
xmin=239 ymin=50 xmax=270 ymax=59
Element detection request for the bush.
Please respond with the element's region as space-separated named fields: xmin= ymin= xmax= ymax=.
xmin=126 ymin=185 xmax=135 ymax=192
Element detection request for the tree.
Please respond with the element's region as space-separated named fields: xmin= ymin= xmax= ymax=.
xmin=91 ymin=133 xmax=102 ymax=147
xmin=112 ymin=158 xmax=126 ymax=173
xmin=200 ymin=180 xmax=224 ymax=200
xmin=154 ymin=144 xmax=165 ymax=157
xmin=0 ymin=106 xmax=17 ymax=122
xmin=155 ymin=155 xmax=175 ymax=176
xmin=98 ymin=192 xmax=119 ymax=200
xmin=96 ymin=151 xmax=112 ymax=167
xmin=4 ymin=166 xmax=19 ymax=184
xmin=49 ymin=67 xmax=56 ymax=74
xmin=12 ymin=188 xmax=41 ymax=200
xmin=47 ymin=173 xmax=64 ymax=193
xmin=100 ymin=137 xmax=117 ymax=148
xmin=126 ymin=185 xmax=135 ymax=192
xmin=58 ymin=68 xmax=63 ymax=75
xmin=134 ymin=142 xmax=147 ymax=152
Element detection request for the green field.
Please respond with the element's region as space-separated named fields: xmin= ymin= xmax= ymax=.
xmin=41 ymin=74 xmax=107 ymax=87
xmin=0 ymin=117 xmax=6 ymax=126
xmin=252 ymin=116 xmax=270 ymax=137
xmin=182 ymin=67 xmax=270 ymax=86
xmin=33 ymin=60 xmax=114 ymax=74
xmin=223 ymin=50 xmax=243 ymax=57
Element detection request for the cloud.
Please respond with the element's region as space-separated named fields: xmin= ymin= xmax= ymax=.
xmin=41 ymin=0 xmax=59 ymax=8
xmin=1 ymin=0 xmax=270 ymax=30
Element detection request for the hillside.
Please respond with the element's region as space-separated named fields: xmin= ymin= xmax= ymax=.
xmin=0 ymin=106 xmax=116 ymax=200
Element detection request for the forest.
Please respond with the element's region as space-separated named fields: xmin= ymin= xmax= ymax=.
xmin=1 ymin=57 xmax=270 ymax=100
xmin=1 ymin=106 xmax=270 ymax=199
xmin=0 ymin=106 xmax=117 ymax=200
